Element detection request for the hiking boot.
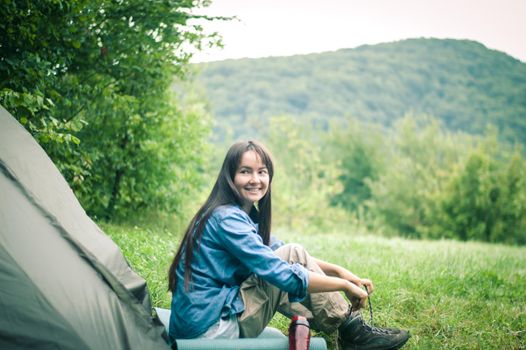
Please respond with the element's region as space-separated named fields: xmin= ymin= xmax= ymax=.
xmin=378 ymin=326 xmax=404 ymax=335
xmin=338 ymin=312 xmax=410 ymax=350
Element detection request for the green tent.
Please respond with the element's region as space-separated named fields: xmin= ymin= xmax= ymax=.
xmin=0 ymin=105 xmax=170 ymax=349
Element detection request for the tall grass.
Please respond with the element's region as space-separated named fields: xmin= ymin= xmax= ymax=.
xmin=103 ymin=223 xmax=525 ymax=349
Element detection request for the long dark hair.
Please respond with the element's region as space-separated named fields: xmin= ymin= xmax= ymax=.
xmin=168 ymin=140 xmax=274 ymax=292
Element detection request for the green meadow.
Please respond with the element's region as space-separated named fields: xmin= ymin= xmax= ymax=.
xmin=104 ymin=223 xmax=525 ymax=350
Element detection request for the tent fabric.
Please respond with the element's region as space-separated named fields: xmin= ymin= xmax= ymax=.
xmin=0 ymin=106 xmax=169 ymax=349
xmin=0 ymin=244 xmax=91 ymax=350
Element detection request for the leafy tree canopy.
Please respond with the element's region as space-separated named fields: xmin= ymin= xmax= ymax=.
xmin=1 ymin=0 xmax=222 ymax=219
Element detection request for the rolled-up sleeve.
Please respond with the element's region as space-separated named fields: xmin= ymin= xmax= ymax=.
xmin=269 ymin=235 xmax=285 ymax=251
xmin=215 ymin=211 xmax=308 ymax=302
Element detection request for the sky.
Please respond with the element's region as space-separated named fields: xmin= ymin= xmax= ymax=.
xmin=190 ymin=0 xmax=526 ymax=63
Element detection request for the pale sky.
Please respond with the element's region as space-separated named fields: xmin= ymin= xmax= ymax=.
xmin=190 ymin=0 xmax=526 ymax=62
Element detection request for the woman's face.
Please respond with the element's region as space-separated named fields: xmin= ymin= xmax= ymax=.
xmin=234 ymin=150 xmax=270 ymax=213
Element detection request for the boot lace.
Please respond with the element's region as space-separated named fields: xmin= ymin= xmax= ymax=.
xmin=361 ymin=317 xmax=392 ymax=334
xmin=351 ymin=285 xmax=392 ymax=335
xmin=364 ymin=285 xmax=374 ymax=327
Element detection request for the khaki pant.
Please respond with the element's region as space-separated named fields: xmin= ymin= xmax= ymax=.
xmin=238 ymin=243 xmax=350 ymax=338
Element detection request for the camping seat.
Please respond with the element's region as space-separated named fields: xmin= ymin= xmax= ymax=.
xmin=155 ymin=308 xmax=328 ymax=350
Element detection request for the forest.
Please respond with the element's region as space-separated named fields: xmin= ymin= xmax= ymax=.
xmin=197 ymin=38 xmax=526 ymax=145
xmin=2 ymin=1 xmax=525 ymax=245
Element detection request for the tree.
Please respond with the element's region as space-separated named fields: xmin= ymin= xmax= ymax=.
xmin=327 ymin=119 xmax=384 ymax=216
xmin=493 ymin=151 xmax=526 ymax=244
xmin=367 ymin=115 xmax=465 ymax=238
xmin=265 ymin=116 xmax=346 ymax=233
xmin=1 ymin=0 xmax=222 ymax=219
xmin=430 ymin=137 xmax=526 ymax=244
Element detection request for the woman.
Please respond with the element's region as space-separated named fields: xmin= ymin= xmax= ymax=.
xmin=167 ymin=140 xmax=409 ymax=349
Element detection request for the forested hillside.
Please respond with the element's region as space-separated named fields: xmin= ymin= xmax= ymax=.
xmin=196 ymin=38 xmax=526 ymax=143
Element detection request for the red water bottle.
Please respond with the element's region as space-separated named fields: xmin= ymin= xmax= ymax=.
xmin=288 ymin=315 xmax=311 ymax=350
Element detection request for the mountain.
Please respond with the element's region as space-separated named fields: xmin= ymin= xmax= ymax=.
xmin=195 ymin=38 xmax=526 ymax=143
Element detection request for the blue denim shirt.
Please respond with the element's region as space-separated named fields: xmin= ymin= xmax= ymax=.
xmin=169 ymin=205 xmax=309 ymax=339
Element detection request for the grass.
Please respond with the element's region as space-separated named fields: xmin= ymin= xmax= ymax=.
xmin=102 ymin=223 xmax=526 ymax=349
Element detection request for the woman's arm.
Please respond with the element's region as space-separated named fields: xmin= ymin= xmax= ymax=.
xmin=307 ymin=272 xmax=368 ymax=309
xmin=314 ymin=257 xmax=374 ymax=294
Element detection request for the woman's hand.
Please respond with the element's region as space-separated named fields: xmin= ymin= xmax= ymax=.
xmin=307 ymin=273 xmax=368 ymax=310
xmin=336 ymin=267 xmax=374 ymax=294
xmin=356 ymin=278 xmax=374 ymax=295
xmin=344 ymin=281 xmax=368 ymax=310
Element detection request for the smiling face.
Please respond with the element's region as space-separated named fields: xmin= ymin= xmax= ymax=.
xmin=234 ymin=150 xmax=270 ymax=213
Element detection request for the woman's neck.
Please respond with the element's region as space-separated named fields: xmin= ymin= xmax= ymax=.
xmin=242 ymin=202 xmax=253 ymax=214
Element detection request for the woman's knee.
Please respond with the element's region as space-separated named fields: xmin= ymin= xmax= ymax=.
xmin=276 ymin=243 xmax=309 ymax=263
